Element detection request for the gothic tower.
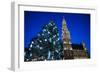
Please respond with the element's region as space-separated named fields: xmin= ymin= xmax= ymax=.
xmin=62 ymin=17 xmax=73 ymax=59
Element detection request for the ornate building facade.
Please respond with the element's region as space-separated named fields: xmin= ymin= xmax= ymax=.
xmin=62 ymin=17 xmax=89 ymax=59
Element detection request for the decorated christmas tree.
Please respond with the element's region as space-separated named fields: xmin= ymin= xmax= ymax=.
xmin=24 ymin=20 xmax=63 ymax=61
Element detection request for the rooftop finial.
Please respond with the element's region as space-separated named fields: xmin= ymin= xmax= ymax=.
xmin=63 ymin=16 xmax=65 ymax=19
xmin=62 ymin=16 xmax=66 ymax=25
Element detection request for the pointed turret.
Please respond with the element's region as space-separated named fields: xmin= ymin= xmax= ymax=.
xmin=62 ymin=17 xmax=73 ymax=59
xmin=62 ymin=17 xmax=72 ymax=50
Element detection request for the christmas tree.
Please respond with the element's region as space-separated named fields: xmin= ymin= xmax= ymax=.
xmin=24 ymin=21 xmax=63 ymax=61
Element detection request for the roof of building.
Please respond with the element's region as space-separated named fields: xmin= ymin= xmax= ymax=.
xmin=71 ymin=44 xmax=84 ymax=50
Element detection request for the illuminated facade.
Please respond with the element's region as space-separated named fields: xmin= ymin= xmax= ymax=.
xmin=62 ymin=17 xmax=89 ymax=59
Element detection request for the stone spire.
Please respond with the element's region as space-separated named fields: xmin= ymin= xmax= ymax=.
xmin=62 ymin=17 xmax=71 ymax=49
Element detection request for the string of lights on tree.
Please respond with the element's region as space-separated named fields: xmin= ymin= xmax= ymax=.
xmin=24 ymin=21 xmax=63 ymax=61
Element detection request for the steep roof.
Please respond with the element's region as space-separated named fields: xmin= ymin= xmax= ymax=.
xmin=71 ymin=44 xmax=84 ymax=50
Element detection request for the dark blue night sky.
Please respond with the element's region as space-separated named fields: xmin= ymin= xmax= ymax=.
xmin=24 ymin=11 xmax=90 ymax=55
